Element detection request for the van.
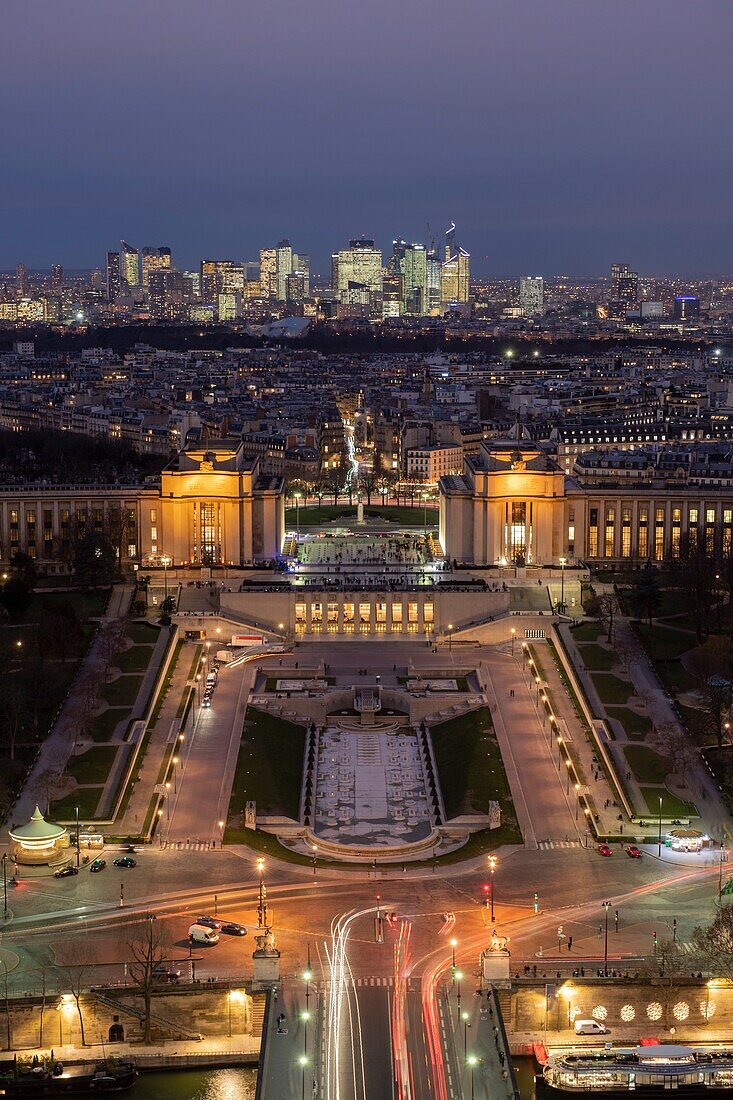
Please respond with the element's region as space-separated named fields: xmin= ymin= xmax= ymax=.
xmin=574 ymin=1019 xmax=609 ymax=1035
xmin=188 ymin=923 xmax=219 ymax=946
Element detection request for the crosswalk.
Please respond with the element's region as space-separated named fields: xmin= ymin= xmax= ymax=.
xmin=538 ymin=840 xmax=582 ymax=850
xmin=353 ymin=977 xmax=398 ymax=989
xmin=165 ymin=840 xmax=215 ymax=851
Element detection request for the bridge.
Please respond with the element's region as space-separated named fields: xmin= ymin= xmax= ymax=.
xmin=256 ymin=907 xmax=519 ymax=1100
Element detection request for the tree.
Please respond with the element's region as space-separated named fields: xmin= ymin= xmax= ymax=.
xmin=324 ymin=465 xmax=345 ymax=506
xmin=30 ymin=764 xmax=65 ymax=815
xmin=10 ymin=550 xmax=38 ymax=589
xmin=0 ymin=576 xmax=34 ymax=622
xmin=691 ymin=906 xmax=733 ymax=981
xmin=675 ymin=533 xmax=718 ymax=644
xmin=651 ymin=722 xmax=699 ymax=788
xmin=74 ymin=531 xmax=116 ymax=589
xmin=39 ymin=599 xmax=84 ymax=665
xmin=688 ymin=636 xmax=733 ymax=756
xmin=126 ymin=914 xmax=171 ymax=1044
xmin=0 ymin=686 xmax=25 ymax=761
xmin=99 ymin=620 xmax=126 ymax=682
xmin=358 ymin=469 xmax=379 ymax=506
xmin=60 ymin=941 xmax=97 ymax=1046
xmin=598 ymin=593 xmax=620 ymax=643
xmin=105 ymin=505 xmax=131 ymax=579
xmin=630 ymin=562 xmax=662 ymax=639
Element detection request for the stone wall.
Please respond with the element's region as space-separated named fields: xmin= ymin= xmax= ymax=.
xmin=2 ymin=986 xmax=259 ymax=1053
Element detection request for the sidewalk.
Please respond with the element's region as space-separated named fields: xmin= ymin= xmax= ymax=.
xmin=10 ymin=1035 xmax=260 ymax=1065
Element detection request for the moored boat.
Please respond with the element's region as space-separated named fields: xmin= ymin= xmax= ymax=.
xmin=0 ymin=1059 xmax=137 ymax=1097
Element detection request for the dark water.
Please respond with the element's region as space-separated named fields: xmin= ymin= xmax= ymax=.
xmin=134 ymin=1068 xmax=257 ymax=1100
xmin=515 ymin=1057 xmax=549 ymax=1099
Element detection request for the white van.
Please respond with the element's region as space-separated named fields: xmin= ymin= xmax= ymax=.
xmin=188 ymin=923 xmax=219 ymax=946
xmin=574 ymin=1019 xmax=608 ymax=1035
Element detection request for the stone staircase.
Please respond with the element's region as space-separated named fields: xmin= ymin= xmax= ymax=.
xmin=251 ymin=992 xmax=267 ymax=1037
xmin=93 ymin=990 xmax=203 ymax=1041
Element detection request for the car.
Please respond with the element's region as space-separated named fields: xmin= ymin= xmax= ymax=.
xmin=221 ymin=922 xmax=247 ymax=937
xmin=574 ymin=1018 xmax=609 ymax=1035
xmin=89 ymin=858 xmax=107 ymax=872
xmin=195 ymin=915 xmax=221 ymax=930
xmin=625 ymin=845 xmax=642 ymax=859
xmin=54 ymin=865 xmax=78 ymax=878
xmin=189 ymin=924 xmax=219 ymax=946
xmin=202 ymin=697 xmax=212 ymax=708
xmin=597 ymin=843 xmax=613 ymax=857
xmin=113 ymin=856 xmax=137 ymax=868
xmin=152 ymin=966 xmax=181 ymax=983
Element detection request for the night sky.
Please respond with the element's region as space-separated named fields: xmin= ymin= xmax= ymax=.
xmin=3 ymin=0 xmax=732 ymax=275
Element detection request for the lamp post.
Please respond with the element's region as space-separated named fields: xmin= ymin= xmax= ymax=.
xmin=257 ymin=857 xmax=268 ymax=929
xmin=294 ymin=492 xmax=302 ymax=540
xmin=304 ymin=945 xmax=312 ymax=1016
xmin=450 ymin=937 xmax=458 ymax=976
xmin=312 ymin=843 xmax=318 ymax=877
xmin=165 ymin=782 xmax=171 ymax=819
xmin=422 ymin=493 xmax=429 ymax=538
xmin=559 ymin=555 xmax=567 ymax=612
xmin=462 ymin=1011 xmax=470 ymax=1056
xmin=161 ymin=554 xmax=170 ymax=603
xmin=75 ymin=804 xmax=80 ymax=868
xmin=602 ymin=900 xmax=610 ymax=976
xmin=511 ymin=627 xmax=516 ymax=654
xmin=299 ymin=1055 xmax=308 ymax=1100
xmin=2 ymin=853 xmax=7 ymax=921
xmin=565 ymin=757 xmax=572 ymax=794
xmin=171 ymin=755 xmax=178 ymax=793
xmin=467 ymin=1054 xmax=477 ymax=1100
xmin=448 ymin=624 xmax=454 ymax=652
xmin=657 ymin=794 xmax=663 ymax=857
xmin=488 ymin=855 xmax=497 ymax=922
xmin=556 ymin=735 xmax=563 ymax=769
xmin=455 ymin=970 xmax=463 ymax=1016
xmin=574 ymin=782 xmax=580 ymax=821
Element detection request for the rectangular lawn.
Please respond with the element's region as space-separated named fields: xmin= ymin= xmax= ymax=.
xmin=228 ymin=707 xmax=306 ymax=819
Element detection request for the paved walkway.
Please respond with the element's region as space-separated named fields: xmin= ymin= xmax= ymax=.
xmin=2 ymin=585 xmax=134 ymax=837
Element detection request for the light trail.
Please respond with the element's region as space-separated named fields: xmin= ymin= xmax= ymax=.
xmin=325 ymin=907 xmax=376 ymax=1100
xmin=392 ymin=919 xmax=414 ymax=1100
xmin=345 ymin=425 xmax=358 ymax=495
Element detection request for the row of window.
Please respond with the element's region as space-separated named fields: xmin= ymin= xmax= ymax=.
xmin=586 ymin=505 xmax=733 ymax=559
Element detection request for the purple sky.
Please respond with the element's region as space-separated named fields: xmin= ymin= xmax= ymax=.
xmin=3 ymin=0 xmax=732 ymax=275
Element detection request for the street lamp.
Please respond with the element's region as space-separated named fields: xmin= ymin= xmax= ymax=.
xmin=171 ymin=755 xmax=178 ymax=792
xmin=75 ymin=804 xmax=80 ymax=868
xmin=559 ymin=556 xmax=567 ymax=612
xmin=602 ymin=900 xmax=611 ymax=976
xmin=2 ymin=853 xmax=8 ymax=921
xmin=312 ymin=843 xmax=318 ymax=877
xmin=298 ymin=1054 xmax=309 ymax=1100
xmin=161 ymin=554 xmax=171 ymax=603
xmin=565 ymin=757 xmax=572 ymax=794
xmin=556 ymin=735 xmax=564 ymax=768
xmin=461 ymin=1010 xmax=471 ymax=1056
xmin=455 ymin=970 xmax=463 ymax=1015
xmin=510 ymin=627 xmax=516 ymax=654
xmin=574 ymin=781 xmax=580 ymax=821
xmin=293 ymin=491 xmax=302 ymax=540
xmin=467 ymin=1054 xmax=477 ymax=1100
xmin=448 ymin=624 xmax=454 ymax=652
xmin=165 ymin=782 xmax=171 ymax=819
xmin=658 ymin=794 xmax=663 ymax=857
xmin=488 ymin=855 xmax=497 ymax=921
xmin=256 ymin=858 xmax=268 ymax=929
xmin=450 ymin=937 xmax=458 ymax=972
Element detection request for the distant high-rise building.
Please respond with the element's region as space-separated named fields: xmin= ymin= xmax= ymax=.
xmin=120 ymin=241 xmax=140 ymax=288
xmin=260 ymin=241 xmax=309 ymax=301
xmin=16 ymin=263 xmax=28 ymax=296
xmin=440 ymin=226 xmax=470 ymax=304
xmin=401 ymin=243 xmax=428 ymax=315
xmin=445 ymin=222 xmax=456 ymax=263
xmin=609 ymin=262 xmax=639 ymax=318
xmin=332 ymin=239 xmax=383 ymax=319
xmin=200 ymin=260 xmax=244 ymax=301
xmin=51 ymin=264 xmax=63 ymax=288
xmin=106 ymin=251 xmax=122 ymax=302
xmin=148 ymin=269 xmax=188 ymax=319
xmin=426 ymin=249 xmax=442 ymax=313
xmin=519 ymin=276 xmax=544 ymax=318
xmin=673 ymin=295 xmax=700 ymax=321
xmin=141 ymin=246 xmax=172 ymax=289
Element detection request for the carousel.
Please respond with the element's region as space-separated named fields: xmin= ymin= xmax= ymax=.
xmin=8 ymin=806 xmax=68 ymax=865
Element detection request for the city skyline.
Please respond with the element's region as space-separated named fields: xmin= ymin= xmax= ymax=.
xmin=3 ymin=0 xmax=733 ymax=274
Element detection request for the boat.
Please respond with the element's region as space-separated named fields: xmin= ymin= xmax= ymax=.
xmin=0 ymin=1059 xmax=137 ymax=1097
xmin=542 ymin=1043 xmax=733 ymax=1093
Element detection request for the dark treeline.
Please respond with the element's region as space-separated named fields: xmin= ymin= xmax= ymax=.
xmin=0 ymin=428 xmax=166 ymax=484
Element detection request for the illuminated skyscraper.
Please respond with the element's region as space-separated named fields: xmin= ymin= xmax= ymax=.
xmin=426 ymin=249 xmax=442 ymax=313
xmin=401 ymin=243 xmax=428 ymax=315
xmin=445 ymin=221 xmax=456 ymax=262
xmin=440 ymin=223 xmax=470 ymax=305
xmin=51 ymin=264 xmax=63 ymax=288
xmin=141 ymin=246 xmax=172 ymax=290
xmin=519 ymin=276 xmax=544 ymax=318
xmin=609 ymin=262 xmax=639 ymax=318
xmin=106 ymin=251 xmax=122 ymax=302
xmin=120 ymin=241 xmax=140 ymax=288
xmin=260 ymin=241 xmax=309 ymax=301
xmin=331 ymin=239 xmax=383 ymax=318
xmin=16 ymin=263 xmax=28 ymax=296
xmin=200 ymin=260 xmax=245 ymax=301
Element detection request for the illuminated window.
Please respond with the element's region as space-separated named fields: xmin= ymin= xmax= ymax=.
xmin=392 ymin=603 xmax=403 ymax=631
xmin=654 ymin=507 xmax=665 ymax=560
xmin=424 ymin=602 xmax=434 ymax=631
xmin=150 ymin=509 xmax=157 ymax=523
xmin=638 ymin=505 xmax=648 ymax=558
xmin=327 ymin=602 xmax=338 ymax=633
xmin=359 ymin=602 xmax=371 ymax=634
xmin=588 ymin=507 xmax=599 ymax=557
xmin=604 ymin=505 xmax=615 ymax=557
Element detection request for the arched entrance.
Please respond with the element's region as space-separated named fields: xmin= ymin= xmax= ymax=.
xmin=108 ymin=1024 xmax=124 ymax=1043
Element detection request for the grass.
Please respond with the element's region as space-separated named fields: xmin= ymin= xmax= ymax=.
xmin=430 ymin=707 xmax=519 ymax=839
xmin=606 ymin=706 xmax=653 ymax=741
xmin=284 ymin=504 xmax=439 ymax=527
xmin=590 ymin=673 xmax=633 ymax=706
xmin=50 ymin=786 xmax=104 ymax=820
xmin=640 ymin=787 xmax=697 ymax=818
xmin=577 ymin=643 xmax=616 ymax=671
xmin=89 ymin=707 xmax=127 ymax=742
xmin=66 ymin=745 xmax=119 ymax=785
xmin=27 ymin=588 xmax=110 ymax=624
xmin=125 ymin=621 xmax=160 ymax=644
xmin=228 ymin=707 xmax=306 ymax=819
xmin=103 ymin=674 xmax=143 ymax=708
xmin=623 ymin=744 xmax=669 ymax=783
xmin=542 ymin=637 xmax=595 ymax=728
xmin=634 ymin=623 xmax=696 ymax=661
xmin=117 ymin=645 xmax=154 ymax=673
xmin=571 ymin=621 xmax=603 ymax=643
xmin=148 ymin=638 xmax=184 ymax=726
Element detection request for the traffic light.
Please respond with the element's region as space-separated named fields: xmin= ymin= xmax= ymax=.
xmin=482 ymin=884 xmax=490 ymax=908
xmin=533 ymin=891 xmax=539 ymax=914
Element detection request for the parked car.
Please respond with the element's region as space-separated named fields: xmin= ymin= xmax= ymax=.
xmin=221 ymin=922 xmax=247 ymax=937
xmin=54 ymin=866 xmax=78 ymax=878
xmin=188 ymin=924 xmax=219 ymax=946
xmin=152 ymin=967 xmax=181 ymax=983
xmin=574 ymin=1019 xmax=609 ymax=1035
xmin=597 ymin=844 xmax=613 ymax=857
xmin=202 ymin=697 xmax=212 ymax=708
xmin=89 ymin=858 xmax=107 ymax=872
xmin=625 ymin=845 xmax=642 ymax=859
xmin=195 ymin=915 xmax=221 ymax=929
xmin=113 ymin=856 xmax=137 ymax=868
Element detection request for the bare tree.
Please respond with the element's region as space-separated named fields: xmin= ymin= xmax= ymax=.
xmin=688 ymin=637 xmax=733 ymax=756
xmin=614 ymin=632 xmax=635 ymax=676
xmin=126 ymin=914 xmax=171 ymax=1044
xmin=691 ymin=905 xmax=733 ymax=981
xmin=99 ymin=620 xmax=126 ymax=683
xmin=30 ymin=764 xmax=65 ymax=816
xmin=651 ymin=722 xmax=699 ymax=788
xmin=0 ymin=686 xmax=25 ymax=761
xmin=598 ymin=592 xmax=620 ymax=644
xmin=59 ymin=941 xmax=97 ymax=1047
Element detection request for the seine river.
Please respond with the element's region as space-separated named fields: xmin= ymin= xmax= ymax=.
xmin=134 ymin=1068 xmax=257 ymax=1099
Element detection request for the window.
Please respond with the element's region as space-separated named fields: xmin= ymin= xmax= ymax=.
xmin=588 ymin=507 xmax=599 ymax=557
xmin=151 ymin=526 xmax=157 ymax=542
xmin=671 ymin=507 xmax=681 ymax=558
xmin=654 ymin=508 xmax=665 ymax=560
xmin=605 ymin=505 xmax=615 ymax=557
xmin=392 ymin=602 xmax=403 ymax=632
xmin=295 ymin=602 xmax=306 ymax=632
xmin=638 ymin=505 xmax=648 ymax=558
xmin=127 ymin=543 xmax=137 ymax=559
xmin=359 ymin=601 xmax=370 ymax=634
xmin=150 ymin=509 xmax=157 ymax=523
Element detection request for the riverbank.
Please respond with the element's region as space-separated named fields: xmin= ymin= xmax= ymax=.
xmin=8 ymin=1036 xmax=260 ymax=1071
